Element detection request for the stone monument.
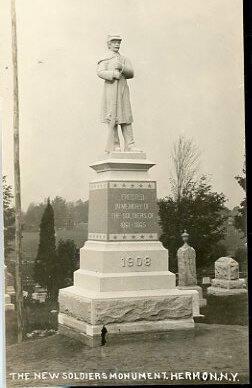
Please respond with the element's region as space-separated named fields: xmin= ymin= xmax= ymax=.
xmin=58 ymin=36 xmax=199 ymax=346
xmin=207 ymin=257 xmax=247 ymax=296
xmin=177 ymin=231 xmax=206 ymax=308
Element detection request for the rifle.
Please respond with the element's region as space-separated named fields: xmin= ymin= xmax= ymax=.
xmin=105 ymin=78 xmax=119 ymax=153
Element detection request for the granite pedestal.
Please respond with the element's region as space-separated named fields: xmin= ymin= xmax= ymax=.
xmin=59 ymin=152 xmax=198 ymax=346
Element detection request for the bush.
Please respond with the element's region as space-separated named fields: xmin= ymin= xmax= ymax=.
xmin=204 ymin=243 xmax=227 ymax=272
xmin=233 ymin=246 xmax=247 ymax=274
xmin=159 ymin=176 xmax=227 ymax=273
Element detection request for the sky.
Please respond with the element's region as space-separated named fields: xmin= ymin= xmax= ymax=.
xmin=0 ymin=0 xmax=245 ymax=210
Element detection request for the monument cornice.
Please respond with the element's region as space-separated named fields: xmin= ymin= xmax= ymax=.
xmin=89 ymin=158 xmax=155 ymax=173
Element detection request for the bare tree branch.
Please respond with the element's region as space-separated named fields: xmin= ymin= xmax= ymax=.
xmin=170 ymin=136 xmax=200 ymax=201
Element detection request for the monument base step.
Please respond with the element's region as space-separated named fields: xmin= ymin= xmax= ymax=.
xmin=207 ymin=286 xmax=247 ymax=296
xmin=58 ymin=312 xmax=195 ymax=347
xmin=59 ymin=285 xmax=199 ymax=326
xmin=177 ymin=285 xmax=206 ymax=309
xmin=74 ymin=269 xmax=176 ymax=292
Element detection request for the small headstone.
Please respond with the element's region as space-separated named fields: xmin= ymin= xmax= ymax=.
xmin=5 ymin=270 xmax=14 ymax=288
xmin=32 ymin=292 xmax=47 ymax=303
xmin=177 ymin=230 xmax=197 ymax=286
xmin=177 ymin=230 xmax=206 ymax=310
xmin=207 ymin=257 xmax=247 ymax=295
xmin=202 ymin=277 xmax=211 ymax=285
xmin=215 ymin=257 xmax=239 ymax=280
xmin=4 ymin=265 xmax=15 ymax=311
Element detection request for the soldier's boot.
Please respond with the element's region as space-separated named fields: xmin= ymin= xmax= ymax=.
xmin=121 ymin=124 xmax=142 ymax=152
xmin=113 ymin=125 xmax=121 ymax=152
xmin=105 ymin=124 xmax=121 ymax=153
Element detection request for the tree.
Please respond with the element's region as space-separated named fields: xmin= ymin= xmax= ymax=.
xmin=71 ymin=199 xmax=88 ymax=224
xmin=170 ymin=136 xmax=200 ymax=202
xmin=23 ymin=197 xmax=89 ymax=230
xmin=233 ymin=246 xmax=247 ymax=274
xmin=56 ymin=239 xmax=77 ymax=287
xmin=51 ymin=196 xmax=67 ymax=229
xmin=3 ymin=176 xmax=15 ymax=264
xmin=34 ymin=199 xmax=58 ymax=302
xmin=24 ymin=202 xmax=46 ymax=231
xmin=234 ymin=165 xmax=246 ymax=235
xmin=159 ymin=176 xmax=227 ymax=272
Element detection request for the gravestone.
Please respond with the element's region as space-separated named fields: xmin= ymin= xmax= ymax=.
xmin=206 ymin=257 xmax=247 ymax=325
xmin=207 ymin=257 xmax=247 ymax=295
xmin=177 ymin=231 xmax=206 ymax=309
xmin=202 ymin=277 xmax=211 ymax=285
xmin=5 ymin=266 xmax=14 ymax=311
xmin=58 ymin=153 xmax=199 ymax=346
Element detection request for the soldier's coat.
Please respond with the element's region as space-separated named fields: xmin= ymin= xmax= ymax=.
xmin=97 ymin=51 xmax=134 ymax=124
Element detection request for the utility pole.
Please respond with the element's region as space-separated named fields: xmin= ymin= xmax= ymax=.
xmin=11 ymin=0 xmax=24 ymax=343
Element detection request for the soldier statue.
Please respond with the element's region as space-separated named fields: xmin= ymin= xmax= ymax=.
xmin=97 ymin=34 xmax=141 ymax=153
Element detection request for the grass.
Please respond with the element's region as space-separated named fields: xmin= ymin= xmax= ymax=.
xmin=6 ymin=323 xmax=249 ymax=387
xmin=5 ymin=302 xmax=58 ymax=346
xmin=8 ymin=224 xmax=88 ymax=264
xmin=200 ymin=293 xmax=248 ymax=326
xmin=5 ymin=295 xmax=249 ymax=386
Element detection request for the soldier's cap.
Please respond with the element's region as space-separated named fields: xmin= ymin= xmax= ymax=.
xmin=107 ymin=34 xmax=122 ymax=43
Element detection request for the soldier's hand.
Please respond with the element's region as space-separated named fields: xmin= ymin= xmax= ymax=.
xmin=113 ymin=70 xmax=121 ymax=79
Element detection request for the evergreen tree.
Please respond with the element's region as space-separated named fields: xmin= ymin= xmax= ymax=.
xmin=57 ymin=239 xmax=77 ymax=287
xmin=51 ymin=196 xmax=67 ymax=229
xmin=34 ymin=198 xmax=58 ymax=302
xmin=158 ymin=176 xmax=227 ymax=272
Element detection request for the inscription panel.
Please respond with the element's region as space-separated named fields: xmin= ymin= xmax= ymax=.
xmin=88 ymin=181 xmax=159 ymax=241
xmin=108 ymin=181 xmax=159 ymax=241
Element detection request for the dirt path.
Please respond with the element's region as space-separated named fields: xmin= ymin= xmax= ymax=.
xmin=5 ymin=323 xmax=249 ymax=387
